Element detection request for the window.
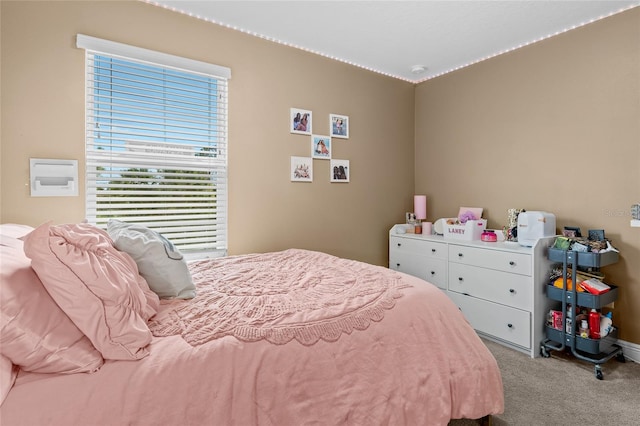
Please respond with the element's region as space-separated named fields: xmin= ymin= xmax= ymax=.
xmin=77 ymin=35 xmax=230 ymax=257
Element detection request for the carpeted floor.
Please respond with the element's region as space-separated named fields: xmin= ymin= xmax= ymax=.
xmin=449 ymin=338 xmax=640 ymax=425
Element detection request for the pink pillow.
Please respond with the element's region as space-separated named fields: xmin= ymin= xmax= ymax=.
xmin=0 ymin=229 xmax=103 ymax=374
xmin=22 ymin=222 xmax=160 ymax=360
xmin=0 ymin=354 xmax=18 ymax=407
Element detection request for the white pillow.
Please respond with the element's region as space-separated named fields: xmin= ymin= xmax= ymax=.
xmin=107 ymin=220 xmax=196 ymax=299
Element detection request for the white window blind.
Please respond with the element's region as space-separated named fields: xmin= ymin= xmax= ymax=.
xmin=78 ymin=35 xmax=229 ymax=256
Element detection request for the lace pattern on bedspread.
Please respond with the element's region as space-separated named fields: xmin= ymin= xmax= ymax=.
xmin=149 ymin=249 xmax=410 ymax=346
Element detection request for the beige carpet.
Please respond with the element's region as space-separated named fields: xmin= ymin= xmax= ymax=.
xmin=449 ymin=338 xmax=640 ymax=425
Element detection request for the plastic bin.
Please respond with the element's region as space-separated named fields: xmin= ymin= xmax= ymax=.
xmin=546 ymin=284 xmax=618 ymax=309
xmin=547 ymin=248 xmax=619 ymax=268
xmin=546 ymin=325 xmax=618 ymax=355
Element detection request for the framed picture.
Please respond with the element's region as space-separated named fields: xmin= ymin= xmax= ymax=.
xmin=311 ymin=135 xmax=331 ymax=160
xmin=588 ymin=229 xmax=605 ymax=241
xmin=290 ymin=156 xmax=313 ymax=182
xmin=330 ymin=114 xmax=349 ymax=139
xmin=563 ymin=226 xmax=582 ymax=238
xmin=330 ymin=159 xmax=349 ymax=183
xmin=291 ymin=108 xmax=312 ymax=135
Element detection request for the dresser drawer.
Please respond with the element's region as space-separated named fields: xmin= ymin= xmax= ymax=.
xmin=389 ymin=252 xmax=426 ymax=280
xmin=448 ymin=244 xmax=531 ymax=276
xmin=423 ymin=258 xmax=448 ymax=290
xmin=448 ymin=263 xmax=531 ymax=310
xmin=449 ymin=292 xmax=531 ymax=349
xmin=389 ymin=254 xmax=447 ymax=290
xmin=390 ymin=236 xmax=447 ymax=260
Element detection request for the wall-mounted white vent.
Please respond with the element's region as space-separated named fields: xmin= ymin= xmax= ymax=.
xmin=632 ymin=204 xmax=640 ymax=228
xmin=30 ymin=158 xmax=79 ymax=197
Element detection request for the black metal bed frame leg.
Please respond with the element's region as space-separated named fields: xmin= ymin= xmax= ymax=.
xmin=479 ymin=414 xmax=493 ymax=426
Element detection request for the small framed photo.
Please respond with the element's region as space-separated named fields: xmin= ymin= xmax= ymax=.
xmin=311 ymin=135 xmax=331 ymax=159
xmin=291 ymin=156 xmax=313 ymax=182
xmin=291 ymin=108 xmax=312 ymax=135
xmin=588 ymin=229 xmax=605 ymax=241
xmin=330 ymin=159 xmax=349 ymax=183
xmin=330 ymin=114 xmax=349 ymax=139
xmin=563 ymin=226 xmax=582 ymax=238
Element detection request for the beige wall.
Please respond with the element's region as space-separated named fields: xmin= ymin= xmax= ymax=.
xmin=415 ymin=8 xmax=640 ymax=344
xmin=0 ymin=0 xmax=415 ymax=266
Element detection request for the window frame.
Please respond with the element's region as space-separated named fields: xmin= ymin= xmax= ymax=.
xmin=77 ymin=34 xmax=230 ymax=258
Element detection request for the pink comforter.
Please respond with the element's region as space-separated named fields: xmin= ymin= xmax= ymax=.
xmin=1 ymin=250 xmax=503 ymax=426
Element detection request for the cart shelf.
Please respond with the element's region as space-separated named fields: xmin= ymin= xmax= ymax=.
xmin=545 ymin=326 xmax=618 ymax=355
xmin=546 ymin=284 xmax=618 ymax=309
xmin=547 ymin=247 xmax=618 ymax=268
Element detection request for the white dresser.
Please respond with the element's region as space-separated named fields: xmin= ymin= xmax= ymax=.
xmin=389 ymin=225 xmax=554 ymax=358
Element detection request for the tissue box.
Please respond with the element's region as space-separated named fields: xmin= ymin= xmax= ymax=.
xmin=443 ymin=219 xmax=487 ymax=241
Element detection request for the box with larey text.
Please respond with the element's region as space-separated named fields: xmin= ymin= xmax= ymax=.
xmin=443 ymin=219 xmax=487 ymax=241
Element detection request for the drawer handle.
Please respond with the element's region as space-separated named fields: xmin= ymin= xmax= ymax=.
xmin=458 ymin=253 xmax=463 ymax=257
xmin=397 ymin=243 xmax=402 ymax=247
xmin=509 ymin=261 xmax=515 ymax=266
xmin=430 ymin=271 xmax=436 ymax=275
xmin=396 ymin=263 xmax=400 ymax=267
xmin=458 ymin=277 xmax=463 ymax=281
xmin=509 ymin=288 xmax=515 ymax=293
xmin=507 ymin=323 xmax=513 ymax=328
xmin=431 ymin=248 xmax=436 ymax=253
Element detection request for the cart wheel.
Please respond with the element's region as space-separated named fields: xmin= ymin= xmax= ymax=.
xmin=594 ymin=365 xmax=603 ymax=380
xmin=540 ymin=345 xmax=550 ymax=358
xmin=616 ymin=352 xmax=626 ymax=363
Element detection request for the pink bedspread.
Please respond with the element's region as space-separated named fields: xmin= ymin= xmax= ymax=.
xmin=1 ymin=250 xmax=503 ymax=426
xmin=149 ymin=249 xmax=411 ymax=346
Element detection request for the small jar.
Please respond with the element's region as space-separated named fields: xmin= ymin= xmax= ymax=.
xmin=579 ymin=319 xmax=589 ymax=339
xmin=481 ymin=231 xmax=497 ymax=242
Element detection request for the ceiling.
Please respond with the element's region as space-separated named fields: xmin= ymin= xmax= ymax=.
xmin=147 ymin=0 xmax=639 ymax=83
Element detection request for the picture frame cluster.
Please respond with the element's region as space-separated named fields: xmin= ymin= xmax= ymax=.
xmin=289 ymin=108 xmax=350 ymax=183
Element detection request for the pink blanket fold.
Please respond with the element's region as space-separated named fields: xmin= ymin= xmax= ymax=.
xmin=150 ymin=249 xmax=410 ymax=346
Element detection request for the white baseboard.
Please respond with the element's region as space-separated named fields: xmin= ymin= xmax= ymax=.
xmin=617 ymin=338 xmax=640 ymax=363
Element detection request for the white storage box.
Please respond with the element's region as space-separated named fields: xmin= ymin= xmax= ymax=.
xmin=443 ymin=219 xmax=487 ymax=241
xmin=517 ymin=211 xmax=556 ymax=247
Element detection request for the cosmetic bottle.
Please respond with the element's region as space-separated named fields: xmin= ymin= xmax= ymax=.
xmin=588 ymin=309 xmax=600 ymax=339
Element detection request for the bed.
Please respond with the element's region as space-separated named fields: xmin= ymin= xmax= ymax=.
xmin=0 ymin=222 xmax=503 ymax=426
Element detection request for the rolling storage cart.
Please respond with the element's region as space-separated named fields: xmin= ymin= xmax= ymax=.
xmin=540 ymin=248 xmax=625 ymax=380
